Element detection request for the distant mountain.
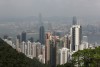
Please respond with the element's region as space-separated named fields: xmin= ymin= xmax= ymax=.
xmin=0 ymin=38 xmax=48 ymax=67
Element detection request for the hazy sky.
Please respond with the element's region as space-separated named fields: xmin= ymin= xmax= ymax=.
xmin=0 ymin=0 xmax=100 ymax=17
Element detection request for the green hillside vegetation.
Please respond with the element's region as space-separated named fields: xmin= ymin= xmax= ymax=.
xmin=0 ymin=38 xmax=49 ymax=67
xmin=57 ymin=47 xmax=100 ymax=67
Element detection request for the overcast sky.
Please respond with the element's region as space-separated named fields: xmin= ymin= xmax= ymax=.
xmin=0 ymin=0 xmax=100 ymax=18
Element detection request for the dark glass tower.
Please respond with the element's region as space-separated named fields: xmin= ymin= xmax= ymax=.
xmin=39 ymin=14 xmax=45 ymax=45
xmin=50 ymin=40 xmax=56 ymax=67
xmin=71 ymin=27 xmax=75 ymax=51
xmin=72 ymin=16 xmax=77 ymax=25
xmin=21 ymin=31 xmax=26 ymax=42
xmin=39 ymin=26 xmax=45 ymax=45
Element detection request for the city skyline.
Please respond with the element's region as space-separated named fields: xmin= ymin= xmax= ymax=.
xmin=0 ymin=0 xmax=100 ymax=67
xmin=3 ymin=16 xmax=94 ymax=67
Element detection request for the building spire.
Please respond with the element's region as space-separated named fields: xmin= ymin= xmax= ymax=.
xmin=39 ymin=13 xmax=43 ymax=26
xmin=72 ymin=16 xmax=77 ymax=25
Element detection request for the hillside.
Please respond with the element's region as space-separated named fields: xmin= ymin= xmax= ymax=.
xmin=0 ymin=38 xmax=48 ymax=67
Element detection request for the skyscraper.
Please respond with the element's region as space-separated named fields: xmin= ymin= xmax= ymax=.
xmin=15 ymin=38 xmax=20 ymax=51
xmin=39 ymin=26 xmax=45 ymax=45
xmin=70 ymin=25 xmax=82 ymax=51
xmin=56 ymin=49 xmax=61 ymax=65
xmin=63 ymin=35 xmax=70 ymax=49
xmin=36 ymin=42 xmax=42 ymax=57
xmin=16 ymin=34 xmax=21 ymax=50
xmin=42 ymin=45 xmax=45 ymax=63
xmin=50 ymin=39 xmax=57 ymax=67
xmin=72 ymin=16 xmax=77 ymax=25
xmin=21 ymin=41 xmax=26 ymax=54
xmin=27 ymin=41 xmax=32 ymax=57
xmin=45 ymin=32 xmax=52 ymax=64
xmin=39 ymin=14 xmax=45 ymax=45
xmin=21 ymin=31 xmax=26 ymax=42
xmin=32 ymin=43 xmax=37 ymax=58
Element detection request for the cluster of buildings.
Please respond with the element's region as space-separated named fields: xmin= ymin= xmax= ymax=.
xmin=3 ymin=16 xmax=94 ymax=67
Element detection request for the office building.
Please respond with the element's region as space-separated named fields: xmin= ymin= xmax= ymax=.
xmin=42 ymin=45 xmax=45 ymax=63
xmin=21 ymin=41 xmax=26 ymax=54
xmin=39 ymin=14 xmax=45 ymax=45
xmin=60 ymin=48 xmax=70 ymax=65
xmin=56 ymin=49 xmax=61 ymax=65
xmin=21 ymin=31 xmax=27 ymax=42
xmin=50 ymin=38 xmax=57 ymax=67
xmin=27 ymin=41 xmax=32 ymax=57
xmin=15 ymin=38 xmax=20 ymax=52
xmin=70 ymin=25 xmax=82 ymax=51
xmin=45 ymin=32 xmax=52 ymax=64
xmin=32 ymin=43 xmax=37 ymax=58
xmin=39 ymin=26 xmax=45 ymax=45
xmin=63 ymin=35 xmax=70 ymax=49
xmin=36 ymin=42 xmax=42 ymax=57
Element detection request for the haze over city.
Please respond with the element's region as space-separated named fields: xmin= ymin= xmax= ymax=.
xmin=0 ymin=0 xmax=100 ymax=67
xmin=0 ymin=0 xmax=100 ymax=18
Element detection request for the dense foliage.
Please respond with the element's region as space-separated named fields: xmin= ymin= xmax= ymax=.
xmin=57 ymin=47 xmax=100 ymax=67
xmin=0 ymin=39 xmax=49 ymax=67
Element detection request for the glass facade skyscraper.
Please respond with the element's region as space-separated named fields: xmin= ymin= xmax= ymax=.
xmin=39 ymin=26 xmax=45 ymax=45
xmin=21 ymin=31 xmax=26 ymax=42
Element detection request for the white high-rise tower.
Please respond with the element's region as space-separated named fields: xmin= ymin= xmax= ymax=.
xmin=70 ymin=25 xmax=82 ymax=52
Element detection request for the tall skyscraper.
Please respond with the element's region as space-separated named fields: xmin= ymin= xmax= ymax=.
xmin=39 ymin=26 xmax=45 ymax=45
xmin=39 ymin=14 xmax=45 ymax=45
xmin=50 ymin=39 xmax=57 ymax=67
xmin=16 ymin=34 xmax=21 ymax=51
xmin=56 ymin=49 xmax=61 ymax=65
xmin=70 ymin=25 xmax=82 ymax=51
xmin=42 ymin=45 xmax=45 ymax=63
xmin=45 ymin=32 xmax=52 ymax=64
xmin=63 ymin=35 xmax=70 ymax=49
xmin=21 ymin=41 xmax=26 ymax=54
xmin=21 ymin=31 xmax=26 ymax=42
xmin=36 ymin=42 xmax=42 ymax=57
xmin=72 ymin=16 xmax=77 ymax=25
xmin=15 ymin=38 xmax=20 ymax=51
xmin=27 ymin=41 xmax=32 ymax=57
xmin=32 ymin=43 xmax=37 ymax=58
